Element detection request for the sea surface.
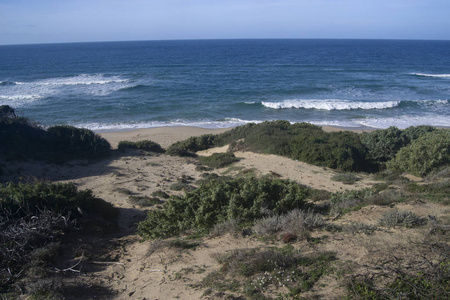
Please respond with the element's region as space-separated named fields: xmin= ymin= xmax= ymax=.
xmin=0 ymin=39 xmax=449 ymax=131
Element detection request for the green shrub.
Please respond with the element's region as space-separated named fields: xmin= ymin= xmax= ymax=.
xmin=166 ymin=134 xmax=216 ymax=156
xmin=117 ymin=140 xmax=165 ymax=153
xmin=387 ymin=130 xmax=450 ymax=177
xmin=360 ymin=126 xmax=406 ymax=164
xmin=138 ymin=177 xmax=311 ymax=239
xmin=198 ymin=152 xmax=239 ymax=169
xmin=47 ymin=125 xmax=111 ymax=159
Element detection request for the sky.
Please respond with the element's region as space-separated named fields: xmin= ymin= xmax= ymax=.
xmin=1 ymin=0 xmax=449 ymax=45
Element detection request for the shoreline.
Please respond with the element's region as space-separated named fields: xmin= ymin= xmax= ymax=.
xmin=97 ymin=125 xmax=374 ymax=149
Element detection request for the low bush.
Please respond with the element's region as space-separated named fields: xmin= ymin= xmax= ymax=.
xmin=331 ymin=173 xmax=360 ymax=184
xmin=378 ymin=209 xmax=426 ymax=228
xmin=117 ymin=140 xmax=165 ymax=153
xmin=0 ymin=181 xmax=117 ymax=294
xmin=387 ymin=130 xmax=449 ymax=177
xmin=138 ymin=177 xmax=311 ymax=239
xmin=128 ymin=195 xmax=161 ymax=207
xmin=329 ymin=188 xmax=376 ymax=214
xmin=198 ymin=152 xmax=239 ymax=169
xmin=253 ymin=208 xmax=324 ymax=236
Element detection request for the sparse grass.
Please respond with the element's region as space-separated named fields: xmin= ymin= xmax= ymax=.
xmin=168 ymin=238 xmax=200 ymax=250
xmin=169 ymin=182 xmax=196 ymax=192
xmin=203 ymin=247 xmax=336 ymax=298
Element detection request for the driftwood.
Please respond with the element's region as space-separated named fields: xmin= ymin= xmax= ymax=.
xmin=427 ymin=215 xmax=450 ymax=235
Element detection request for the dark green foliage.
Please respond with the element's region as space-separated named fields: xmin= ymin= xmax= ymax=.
xmin=387 ymin=130 xmax=449 ymax=177
xmin=117 ymin=140 xmax=165 ymax=153
xmin=166 ymin=134 xmax=216 ymax=156
xmin=0 ymin=107 xmax=111 ymax=162
xmin=402 ymin=125 xmax=438 ymax=142
xmin=360 ymin=126 xmax=406 ymax=164
xmin=47 ymin=125 xmax=111 ymax=160
xmin=138 ymin=177 xmax=311 ymax=239
xmin=167 ymin=121 xmax=371 ymax=172
xmin=198 ymin=152 xmax=240 ymax=169
xmin=361 ymin=126 xmax=439 ymax=169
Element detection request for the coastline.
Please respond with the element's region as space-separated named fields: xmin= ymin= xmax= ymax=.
xmin=98 ymin=125 xmax=373 ymax=149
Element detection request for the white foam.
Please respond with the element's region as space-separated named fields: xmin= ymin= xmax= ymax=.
xmin=15 ymin=74 xmax=128 ymax=86
xmin=359 ymin=115 xmax=450 ymax=129
xmin=75 ymin=118 xmax=262 ymax=132
xmin=0 ymin=94 xmax=42 ymax=107
xmin=261 ymin=99 xmax=400 ymax=110
xmin=411 ymin=73 xmax=450 ymax=78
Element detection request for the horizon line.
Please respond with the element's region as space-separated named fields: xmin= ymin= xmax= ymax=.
xmin=1 ymin=37 xmax=450 ymax=47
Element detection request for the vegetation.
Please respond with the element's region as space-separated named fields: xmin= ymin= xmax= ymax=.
xmin=117 ymin=140 xmax=165 ymax=153
xmin=202 ymin=247 xmax=336 ymax=298
xmin=138 ymin=177 xmax=311 ymax=239
xmin=198 ymin=152 xmax=240 ymax=169
xmin=0 ymin=181 xmax=117 ymax=296
xmin=0 ymin=106 xmax=111 ymax=162
xmin=387 ymin=130 xmax=450 ymax=177
xmin=331 ymin=173 xmax=361 ymax=184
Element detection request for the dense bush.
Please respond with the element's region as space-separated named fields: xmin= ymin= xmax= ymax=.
xmin=47 ymin=125 xmax=111 ymax=159
xmin=138 ymin=177 xmax=311 ymax=239
xmin=387 ymin=130 xmax=449 ymax=177
xmin=0 ymin=107 xmax=112 ymax=162
xmin=117 ymin=140 xmax=165 ymax=153
xmin=198 ymin=152 xmax=240 ymax=168
xmin=361 ymin=126 xmax=439 ymax=168
xmin=360 ymin=126 xmax=406 ymax=163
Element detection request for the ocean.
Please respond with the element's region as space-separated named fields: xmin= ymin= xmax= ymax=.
xmin=0 ymin=39 xmax=449 ymax=131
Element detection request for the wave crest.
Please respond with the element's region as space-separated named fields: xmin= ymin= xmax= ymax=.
xmin=261 ymin=99 xmax=401 ymax=110
xmin=411 ymin=73 xmax=450 ymax=78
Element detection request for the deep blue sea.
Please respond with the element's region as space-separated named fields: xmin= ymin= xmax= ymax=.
xmin=0 ymin=39 xmax=449 ymax=131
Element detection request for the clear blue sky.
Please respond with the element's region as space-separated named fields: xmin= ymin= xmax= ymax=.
xmin=1 ymin=0 xmax=449 ymax=45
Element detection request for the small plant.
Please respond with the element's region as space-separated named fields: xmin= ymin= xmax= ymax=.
xmin=151 ymin=190 xmax=170 ymax=199
xmin=378 ymin=209 xmax=426 ymax=228
xmin=128 ymin=195 xmax=160 ymax=207
xmin=329 ymin=188 xmax=376 ymax=214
